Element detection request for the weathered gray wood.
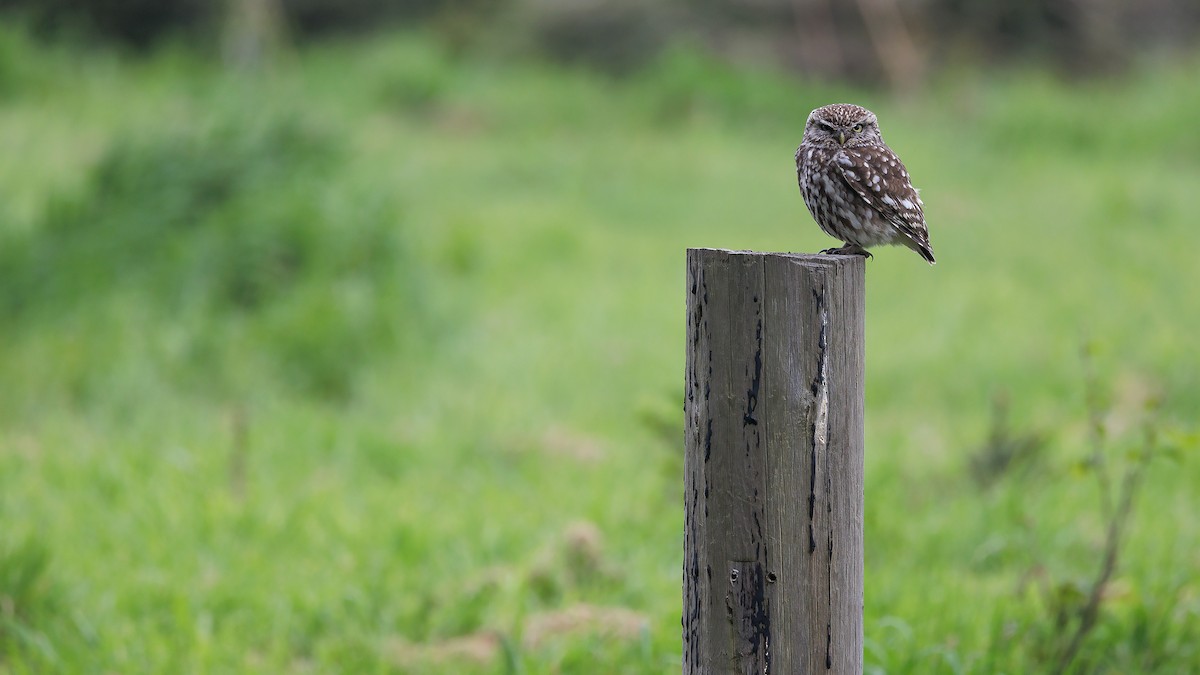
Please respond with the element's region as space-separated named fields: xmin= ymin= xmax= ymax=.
xmin=684 ymin=249 xmax=865 ymax=674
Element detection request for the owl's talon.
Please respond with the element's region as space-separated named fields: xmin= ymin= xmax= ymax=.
xmin=820 ymin=244 xmax=873 ymax=259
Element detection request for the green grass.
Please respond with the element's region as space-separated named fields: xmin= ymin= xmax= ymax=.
xmin=1 ymin=25 xmax=1199 ymax=673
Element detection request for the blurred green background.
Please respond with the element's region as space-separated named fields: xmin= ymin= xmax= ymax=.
xmin=0 ymin=1 xmax=1198 ymax=672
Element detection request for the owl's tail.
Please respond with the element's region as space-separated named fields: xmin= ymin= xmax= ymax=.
xmin=901 ymin=236 xmax=936 ymax=265
xmin=916 ymin=242 xmax=936 ymax=265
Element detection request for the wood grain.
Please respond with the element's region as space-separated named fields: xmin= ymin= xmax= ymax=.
xmin=685 ymin=249 xmax=865 ymax=674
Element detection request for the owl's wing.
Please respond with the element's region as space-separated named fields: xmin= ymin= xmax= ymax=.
xmin=836 ymin=147 xmax=935 ymax=263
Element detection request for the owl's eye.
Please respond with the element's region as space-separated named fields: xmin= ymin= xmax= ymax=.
xmin=853 ymin=124 xmax=864 ymax=133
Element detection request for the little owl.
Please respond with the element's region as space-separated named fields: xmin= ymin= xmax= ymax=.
xmin=796 ymin=103 xmax=935 ymax=264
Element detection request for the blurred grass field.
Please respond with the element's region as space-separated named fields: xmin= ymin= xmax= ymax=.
xmin=1 ymin=24 xmax=1199 ymax=673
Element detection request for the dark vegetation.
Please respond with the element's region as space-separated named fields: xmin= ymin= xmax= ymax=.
xmin=3 ymin=0 xmax=1199 ymax=80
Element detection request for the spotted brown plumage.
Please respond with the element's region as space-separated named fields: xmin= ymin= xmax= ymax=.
xmin=796 ymin=103 xmax=935 ymax=264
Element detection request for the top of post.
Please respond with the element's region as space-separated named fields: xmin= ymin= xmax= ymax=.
xmin=686 ymin=248 xmax=868 ymax=270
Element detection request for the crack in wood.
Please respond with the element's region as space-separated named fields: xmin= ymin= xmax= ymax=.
xmin=808 ymin=287 xmax=829 ymax=554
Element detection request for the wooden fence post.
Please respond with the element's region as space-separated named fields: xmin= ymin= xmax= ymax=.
xmin=684 ymin=248 xmax=865 ymax=674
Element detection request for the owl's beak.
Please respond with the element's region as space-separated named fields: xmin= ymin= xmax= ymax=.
xmin=838 ymin=131 xmax=846 ymax=145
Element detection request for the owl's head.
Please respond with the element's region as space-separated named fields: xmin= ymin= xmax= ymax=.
xmin=802 ymin=103 xmax=882 ymax=149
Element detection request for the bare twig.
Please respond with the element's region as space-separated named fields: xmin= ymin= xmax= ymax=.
xmin=1055 ymin=411 xmax=1158 ymax=672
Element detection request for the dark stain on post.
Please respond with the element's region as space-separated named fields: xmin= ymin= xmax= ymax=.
xmin=744 ymin=317 xmax=762 ymax=428
xmin=807 ymin=441 xmax=818 ymax=554
xmin=704 ymin=418 xmax=713 ymax=463
xmin=728 ymin=561 xmax=771 ymax=674
xmin=826 ymin=522 xmax=835 ymax=669
xmin=826 ymin=621 xmax=833 ymax=670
